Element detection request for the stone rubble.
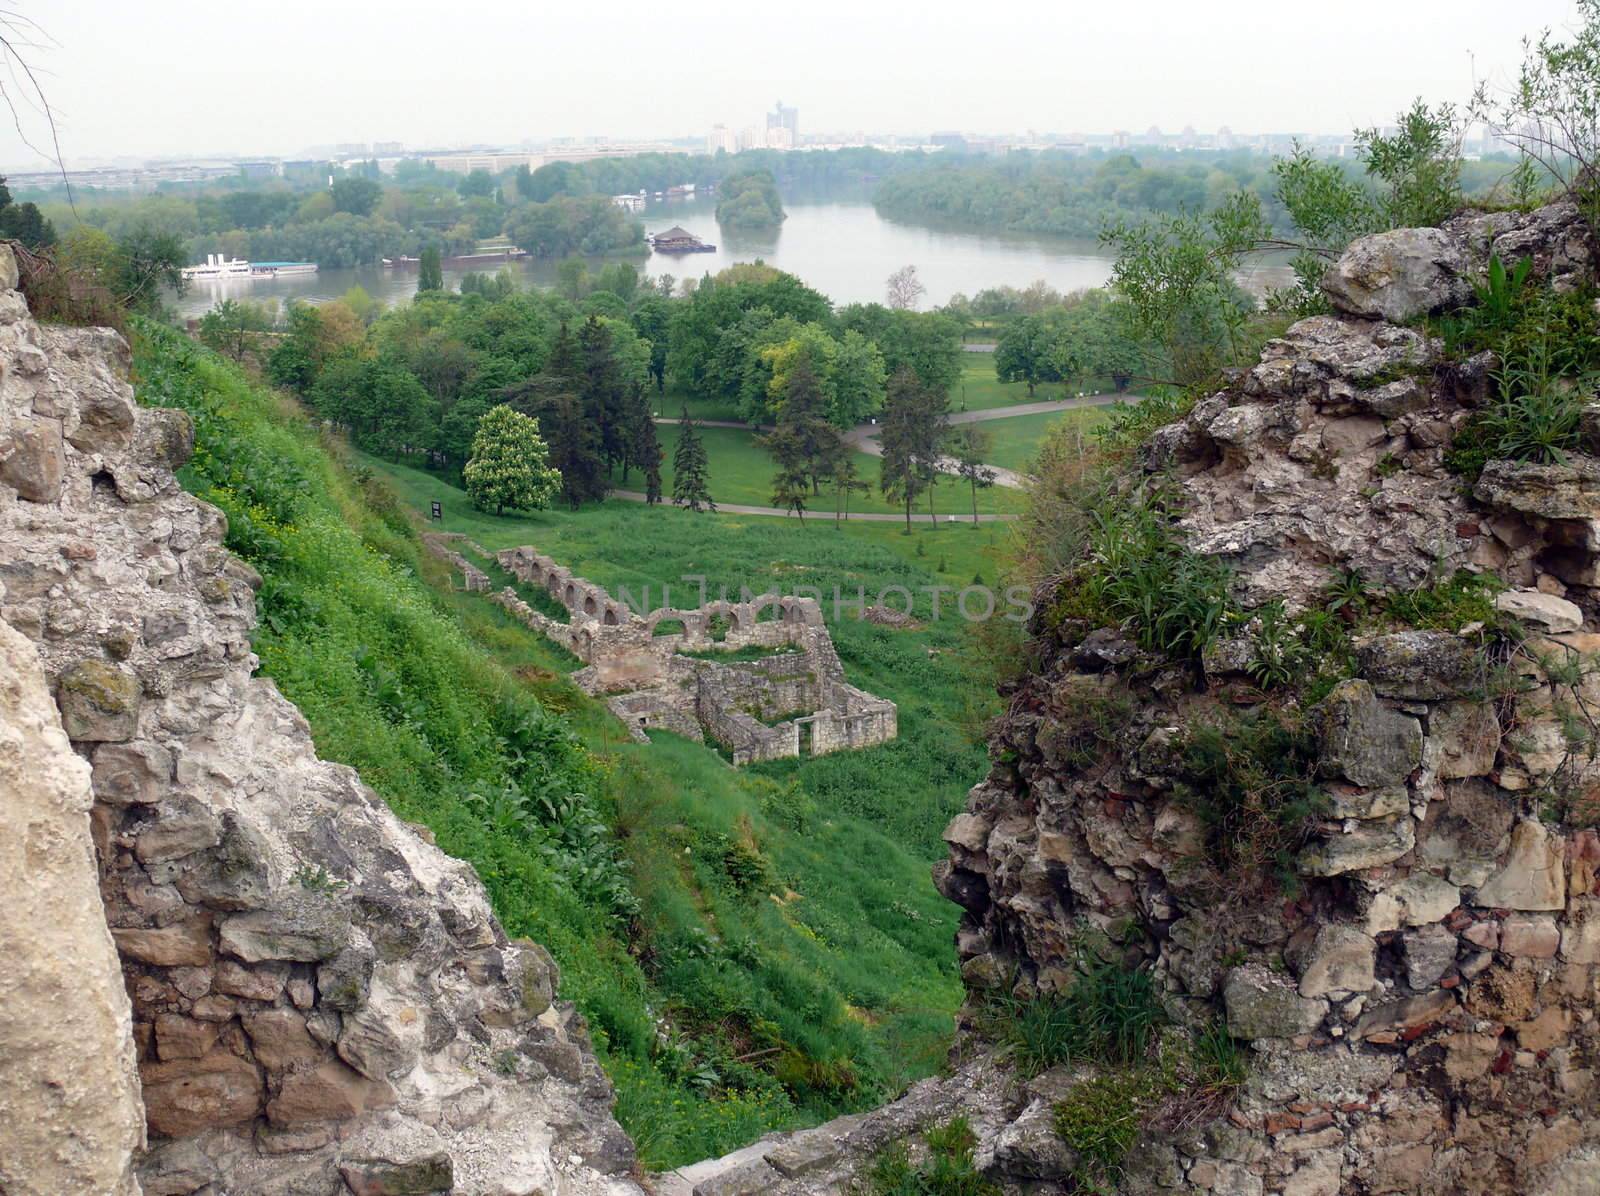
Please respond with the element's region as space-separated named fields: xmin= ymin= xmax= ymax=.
xmin=0 ymin=246 xmax=643 ymax=1196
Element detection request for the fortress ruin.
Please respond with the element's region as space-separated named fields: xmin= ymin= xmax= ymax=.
xmin=440 ymin=540 xmax=897 ymax=764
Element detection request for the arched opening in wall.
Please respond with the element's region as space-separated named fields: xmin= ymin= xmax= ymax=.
xmin=583 ymin=594 xmax=599 ymax=617
xmin=603 ymin=607 xmax=620 ymax=626
xmin=754 ymin=599 xmax=781 ymax=624
xmin=707 ymin=611 xmax=734 ymax=642
xmin=782 ymin=602 xmax=804 ymax=624
xmin=652 ymin=618 xmax=687 ymax=638
xmin=564 ymin=584 xmax=579 ymax=608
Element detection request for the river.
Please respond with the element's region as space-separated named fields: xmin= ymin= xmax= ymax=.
xmin=173 ymin=195 xmax=1294 ymax=318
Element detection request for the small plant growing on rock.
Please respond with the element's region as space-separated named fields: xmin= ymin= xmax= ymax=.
xmin=858 ymin=1116 xmax=1000 ymax=1196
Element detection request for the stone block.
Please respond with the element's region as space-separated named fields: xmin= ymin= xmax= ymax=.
xmin=1318 ymin=679 xmax=1422 ymax=787
xmin=265 ymin=1059 xmax=393 ymax=1127
xmin=0 ymin=415 xmax=65 ymax=503
xmin=1366 ymin=873 xmax=1460 ymax=934
xmin=1300 ymin=815 xmax=1415 ymax=878
xmin=1403 ymin=924 xmax=1458 ymax=989
xmin=219 ymin=899 xmax=350 ymax=963
xmin=111 ymin=921 xmax=212 ymax=967
xmin=1474 ymin=820 xmax=1565 ymax=911
xmin=57 ymin=659 xmax=141 ymax=742
xmin=1297 ymin=924 xmax=1377 ymax=998
xmin=1225 ymin=964 xmax=1328 ymax=1039
xmin=1500 ymin=913 xmax=1560 ymax=958
xmin=338 ymin=1153 xmax=452 ymax=1196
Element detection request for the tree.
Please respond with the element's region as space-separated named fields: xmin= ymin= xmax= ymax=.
xmin=330 ymin=176 xmax=382 ymax=217
xmin=631 ymin=294 xmax=672 ymax=391
xmin=110 ymin=224 xmax=188 ymax=315
xmin=503 ymin=322 xmax=608 ymax=509
xmin=417 ymin=245 xmax=444 ymax=293
xmin=994 ymin=315 xmax=1053 ymax=395
xmin=463 ymin=405 xmax=561 ymax=516
xmin=1473 ymin=0 xmax=1600 ymax=232
xmin=557 ymin=258 xmax=589 ymax=300
xmin=1269 ymin=100 xmax=1463 ymax=312
xmin=627 ymin=387 xmax=664 ymax=503
xmin=951 ymin=426 xmax=998 ymax=524
xmin=886 ymin=264 xmax=926 ymax=311
xmin=0 ymin=199 xmax=54 ymax=248
xmin=830 ymin=452 xmax=870 ymax=528
xmin=759 ymin=351 xmax=843 ymax=510
xmin=197 ymin=299 xmax=274 ymax=361
xmin=457 ymin=169 xmax=499 ymax=198
xmin=879 ymin=368 xmax=946 ymax=530
xmin=672 ymin=409 xmax=715 ymax=512
xmin=578 ymin=315 xmax=628 ymax=474
xmin=1102 ymin=193 xmax=1267 ymax=386
xmin=715 ymin=170 xmax=785 ymax=228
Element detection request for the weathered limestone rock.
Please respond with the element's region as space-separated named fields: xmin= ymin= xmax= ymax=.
xmin=1403 ymin=924 xmax=1459 ymax=989
xmin=1474 ymin=820 xmax=1566 ymax=910
xmin=1297 ymin=923 xmax=1377 ymax=998
xmin=1497 ymin=588 xmax=1584 ymax=632
xmin=1366 ymin=873 xmax=1460 ymax=935
xmin=1355 ymin=631 xmax=1481 ymax=699
xmin=0 ymin=235 xmax=643 ymax=1194
xmin=0 ymin=414 xmax=66 ymax=502
xmin=1321 ymin=226 xmax=1476 ymax=321
xmin=0 ymin=617 xmax=144 ymax=1196
xmin=1225 ymin=964 xmax=1328 ymax=1038
xmin=1299 ymin=814 xmax=1415 ymax=877
xmin=1476 ymin=455 xmax=1600 ymax=521
xmin=1318 ymin=679 xmax=1422 ymax=786
xmin=56 ymin=658 xmax=141 ymax=741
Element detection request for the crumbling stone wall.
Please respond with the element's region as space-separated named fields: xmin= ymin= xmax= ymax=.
xmin=928 ymin=203 xmax=1600 ymax=1195
xmin=486 ymin=544 xmax=897 ymax=763
xmin=0 ymin=249 xmax=643 ymax=1196
xmin=0 ymin=613 xmax=145 ymax=1196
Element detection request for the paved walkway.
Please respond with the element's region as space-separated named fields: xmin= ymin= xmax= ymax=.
xmin=608 ymin=489 xmax=1017 ymax=523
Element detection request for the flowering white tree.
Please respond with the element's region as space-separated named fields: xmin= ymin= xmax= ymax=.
xmin=463 ymin=405 xmax=560 ymax=516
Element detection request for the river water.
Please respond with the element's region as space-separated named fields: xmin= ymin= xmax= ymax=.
xmin=173 ymin=195 xmax=1293 ymax=318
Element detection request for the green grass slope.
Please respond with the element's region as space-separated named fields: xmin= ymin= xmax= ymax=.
xmin=133 ymin=321 xmax=1005 ymax=1167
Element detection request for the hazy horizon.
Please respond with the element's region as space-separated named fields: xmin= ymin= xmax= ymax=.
xmin=0 ymin=0 xmax=1581 ymax=168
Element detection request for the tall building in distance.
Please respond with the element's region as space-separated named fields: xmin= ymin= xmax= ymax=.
xmin=706 ymin=124 xmax=737 ymax=155
xmin=768 ymin=100 xmax=799 ymax=148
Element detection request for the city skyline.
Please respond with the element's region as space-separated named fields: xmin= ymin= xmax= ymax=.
xmin=0 ymin=0 xmax=1578 ymax=169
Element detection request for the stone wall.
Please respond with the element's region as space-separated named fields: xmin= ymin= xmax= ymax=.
xmin=0 ymin=250 xmax=643 ymax=1196
xmin=0 ymin=613 xmax=145 ymax=1196
xmin=486 ymin=544 xmax=896 ymax=763
xmin=929 ymin=204 xmax=1600 ymax=1195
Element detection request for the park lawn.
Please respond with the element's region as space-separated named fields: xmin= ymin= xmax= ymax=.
xmin=975 ymin=406 xmax=1109 ymax=475
xmin=639 ymin=423 xmax=1025 ymax=516
xmin=654 ymin=382 xmax=747 ymax=425
xmin=952 ymin=351 xmax=1042 ymax=412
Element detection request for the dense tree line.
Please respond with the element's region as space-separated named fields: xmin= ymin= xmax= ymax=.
xmin=871 ymin=147 xmax=1533 ymax=240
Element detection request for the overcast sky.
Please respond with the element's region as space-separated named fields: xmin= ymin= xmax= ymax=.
xmin=2 ymin=0 xmax=1582 ymax=166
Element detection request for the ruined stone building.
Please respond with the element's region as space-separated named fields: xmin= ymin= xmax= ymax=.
xmin=491 ymin=545 xmax=898 ymax=764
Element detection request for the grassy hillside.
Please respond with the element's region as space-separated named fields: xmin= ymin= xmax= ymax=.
xmin=132 ymin=321 xmax=1008 ymax=1167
